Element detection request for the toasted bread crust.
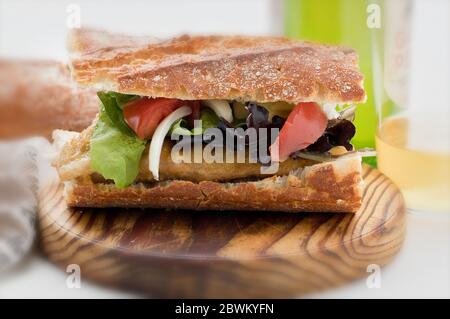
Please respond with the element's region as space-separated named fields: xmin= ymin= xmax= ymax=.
xmin=64 ymin=154 xmax=363 ymax=213
xmin=69 ymin=29 xmax=366 ymax=104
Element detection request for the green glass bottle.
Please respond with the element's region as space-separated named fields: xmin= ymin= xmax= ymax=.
xmin=284 ymin=0 xmax=379 ymax=151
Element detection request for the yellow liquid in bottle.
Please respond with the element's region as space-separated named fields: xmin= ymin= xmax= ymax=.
xmin=376 ymin=116 xmax=450 ymax=213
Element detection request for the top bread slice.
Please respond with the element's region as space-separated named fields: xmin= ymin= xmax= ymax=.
xmin=68 ymin=29 xmax=366 ymax=104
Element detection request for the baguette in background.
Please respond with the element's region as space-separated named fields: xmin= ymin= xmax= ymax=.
xmin=0 ymin=59 xmax=98 ymax=139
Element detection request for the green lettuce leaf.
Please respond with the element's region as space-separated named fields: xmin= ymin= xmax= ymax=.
xmin=111 ymin=92 xmax=139 ymax=109
xmin=97 ymin=91 xmax=138 ymax=136
xmin=362 ymin=156 xmax=377 ymax=168
xmin=232 ymin=117 xmax=247 ymax=128
xmin=169 ymin=108 xmax=220 ymax=136
xmin=90 ymin=94 xmax=145 ymax=189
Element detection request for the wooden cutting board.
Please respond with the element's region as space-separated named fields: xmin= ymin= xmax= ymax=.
xmin=38 ymin=165 xmax=406 ymax=298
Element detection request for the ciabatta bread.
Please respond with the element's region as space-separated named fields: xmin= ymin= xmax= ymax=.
xmin=63 ymin=153 xmax=363 ymax=213
xmin=69 ymin=29 xmax=366 ymax=105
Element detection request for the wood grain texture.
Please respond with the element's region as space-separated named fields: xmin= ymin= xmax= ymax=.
xmin=38 ymin=165 xmax=406 ymax=298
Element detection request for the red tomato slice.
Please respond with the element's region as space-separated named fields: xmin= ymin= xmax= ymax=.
xmin=187 ymin=100 xmax=201 ymax=127
xmin=270 ymin=102 xmax=327 ymax=162
xmin=124 ymin=97 xmax=186 ymax=139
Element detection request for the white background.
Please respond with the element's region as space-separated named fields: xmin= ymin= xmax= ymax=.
xmin=0 ymin=0 xmax=449 ymax=298
xmin=0 ymin=0 xmax=279 ymax=61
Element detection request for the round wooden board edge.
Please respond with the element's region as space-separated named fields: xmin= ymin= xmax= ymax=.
xmin=37 ymin=164 xmax=407 ymax=297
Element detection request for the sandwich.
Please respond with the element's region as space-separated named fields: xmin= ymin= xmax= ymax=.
xmin=53 ymin=29 xmax=366 ymax=213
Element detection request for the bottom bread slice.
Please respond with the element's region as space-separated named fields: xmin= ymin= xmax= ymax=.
xmin=63 ymin=154 xmax=363 ymax=213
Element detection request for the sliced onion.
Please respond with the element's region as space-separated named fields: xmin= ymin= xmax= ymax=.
xmin=356 ymin=148 xmax=377 ymax=157
xmin=203 ymin=100 xmax=233 ymax=122
xmin=293 ymin=147 xmax=376 ymax=162
xmin=292 ymin=151 xmax=335 ymax=162
xmin=339 ymin=104 xmax=356 ymax=121
xmin=322 ymin=103 xmax=340 ymax=120
xmin=149 ymin=106 xmax=192 ymax=180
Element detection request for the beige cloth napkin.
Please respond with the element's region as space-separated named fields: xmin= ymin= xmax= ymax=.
xmin=0 ymin=138 xmax=53 ymax=271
